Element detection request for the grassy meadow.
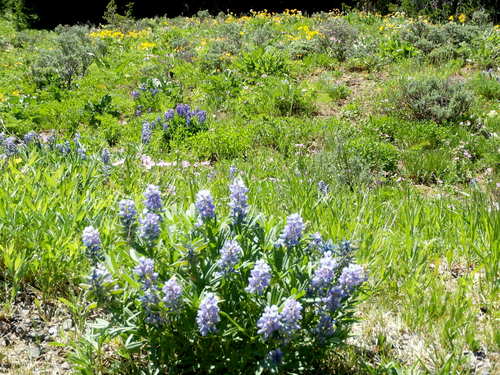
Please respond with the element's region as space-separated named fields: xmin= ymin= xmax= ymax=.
xmin=0 ymin=8 xmax=499 ymax=374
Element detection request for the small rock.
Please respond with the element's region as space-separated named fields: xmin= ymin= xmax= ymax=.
xmin=28 ymin=345 xmax=41 ymax=358
xmin=62 ymin=319 xmax=73 ymax=330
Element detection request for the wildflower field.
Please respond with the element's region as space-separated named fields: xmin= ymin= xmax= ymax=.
xmin=0 ymin=8 xmax=499 ymax=374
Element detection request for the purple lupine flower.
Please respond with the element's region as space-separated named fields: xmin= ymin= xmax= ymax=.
xmin=150 ymin=88 xmax=159 ymax=96
xmin=101 ymin=148 xmax=110 ymax=165
xmin=311 ymin=252 xmax=339 ymax=289
xmin=217 ymin=239 xmax=243 ymax=274
xmin=175 ymin=104 xmax=191 ymax=118
xmin=229 ymin=165 xmax=237 ymax=178
xmin=276 ymin=213 xmax=304 ymax=248
xmin=141 ymin=122 xmax=153 ymax=144
xmin=73 ymin=134 xmax=86 ymax=160
xmin=133 ymin=257 xmax=158 ymax=289
xmin=118 ymin=199 xmax=137 ymax=229
xmin=322 ymin=286 xmax=346 ymax=311
xmin=195 ymin=189 xmax=215 ymax=222
xmin=338 ymin=263 xmax=367 ymax=292
xmin=82 ymin=226 xmax=102 ymax=262
xmin=229 ymin=178 xmax=248 ymax=223
xmin=56 ymin=141 xmax=71 ymax=155
xmin=23 ymin=131 xmax=39 ymax=146
xmin=3 ymin=137 xmax=17 ymax=156
xmin=46 ymin=133 xmax=57 ymax=148
xmin=192 ymin=109 xmax=206 ymax=123
xmin=164 ymin=109 xmax=174 ymax=121
xmin=267 ymin=348 xmax=284 ymax=365
xmin=143 ymin=184 xmax=162 ymax=213
xmin=314 ymin=312 xmax=335 ymax=340
xmin=245 ymin=260 xmax=272 ymax=295
xmin=308 ymin=232 xmax=323 ymax=250
xmin=334 ymin=240 xmax=354 ymax=257
xmin=131 ymin=90 xmax=140 ymax=99
xmin=196 ymin=293 xmax=220 ymax=336
xmin=280 ymin=298 xmax=302 ymax=335
xmin=318 ymin=180 xmax=329 ymax=195
xmin=162 ymin=276 xmax=182 ymax=310
xmin=135 ymin=106 xmax=143 ymax=117
xmin=257 ymin=305 xmax=281 ymax=339
xmin=138 ymin=212 xmax=161 ymax=243
xmin=139 ymin=287 xmax=162 ymax=326
xmin=88 ymin=263 xmax=113 ymax=292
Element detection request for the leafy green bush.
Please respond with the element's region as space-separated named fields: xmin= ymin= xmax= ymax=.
xmin=469 ymin=71 xmax=500 ymax=100
xmin=325 ymin=83 xmax=350 ymax=101
xmin=236 ymin=48 xmax=288 ymax=80
xmin=30 ymin=25 xmax=107 ymax=89
xmin=240 ymin=77 xmax=316 ymax=117
xmin=347 ymin=137 xmax=399 ymax=173
xmin=392 ymin=77 xmax=473 ymax=124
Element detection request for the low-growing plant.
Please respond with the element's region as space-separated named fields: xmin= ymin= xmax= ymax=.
xmin=391 ymin=76 xmax=473 ymax=124
xmin=236 ymin=48 xmax=289 ymax=80
xmin=325 ymin=83 xmax=350 ymax=101
xmin=73 ymin=182 xmax=368 ymax=373
xmin=469 ymin=70 xmax=500 ymax=100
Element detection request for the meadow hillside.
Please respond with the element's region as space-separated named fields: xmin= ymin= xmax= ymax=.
xmin=0 ymin=9 xmax=498 ymax=374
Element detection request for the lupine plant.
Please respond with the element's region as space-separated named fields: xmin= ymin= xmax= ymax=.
xmin=77 ymin=180 xmax=367 ymax=374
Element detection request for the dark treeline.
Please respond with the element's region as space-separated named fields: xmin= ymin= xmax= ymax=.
xmin=1 ymin=0 xmax=498 ymax=29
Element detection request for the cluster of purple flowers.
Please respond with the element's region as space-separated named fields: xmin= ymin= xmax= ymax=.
xmin=318 ymin=180 xmax=329 ymax=195
xmin=217 ymin=240 xmax=243 ymax=275
xmin=229 ymin=178 xmax=249 ymax=223
xmin=118 ymin=199 xmax=137 ymax=231
xmin=245 ymin=260 xmax=272 ymax=295
xmin=101 ymin=148 xmax=111 ymax=165
xmin=138 ymin=212 xmax=161 ymax=244
xmin=134 ymin=257 xmax=162 ymax=325
xmin=257 ymin=298 xmax=303 ymax=340
xmin=73 ymin=133 xmax=86 ymax=159
xmin=88 ymin=263 xmax=113 ymax=295
xmin=82 ymin=226 xmax=102 ymax=263
xmin=143 ymin=184 xmax=163 ymax=213
xmin=162 ymin=277 xmax=183 ymax=310
xmin=195 ymin=189 xmax=216 ymax=222
xmin=275 ymin=213 xmax=304 ymax=248
xmin=23 ymin=131 xmax=40 ymax=146
xmin=196 ymin=293 xmax=220 ymax=336
xmin=164 ymin=104 xmax=207 ymax=126
xmin=309 ymin=247 xmax=367 ymax=339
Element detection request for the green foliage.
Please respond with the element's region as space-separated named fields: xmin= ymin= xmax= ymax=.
xmin=469 ymin=71 xmax=500 ymax=100
xmin=236 ymin=48 xmax=289 ymax=80
xmin=392 ymin=76 xmax=473 ymax=124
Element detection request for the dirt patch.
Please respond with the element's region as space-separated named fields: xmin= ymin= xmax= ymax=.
xmin=0 ymin=293 xmax=72 ymax=374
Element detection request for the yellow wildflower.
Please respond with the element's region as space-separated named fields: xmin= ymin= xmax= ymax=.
xmin=11 ymin=90 xmax=20 ymax=96
xmin=379 ymin=25 xmax=385 ymax=31
xmin=0 ymin=93 xmax=5 ymax=102
xmin=138 ymin=42 xmax=156 ymax=50
xmin=448 ymin=15 xmax=454 ymax=21
xmin=458 ymin=13 xmax=466 ymax=23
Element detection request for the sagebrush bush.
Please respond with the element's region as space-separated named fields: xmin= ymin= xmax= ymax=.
xmin=393 ymin=77 xmax=473 ymax=124
xmin=318 ymin=18 xmax=359 ymax=61
xmin=30 ymin=25 xmax=107 ymax=89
